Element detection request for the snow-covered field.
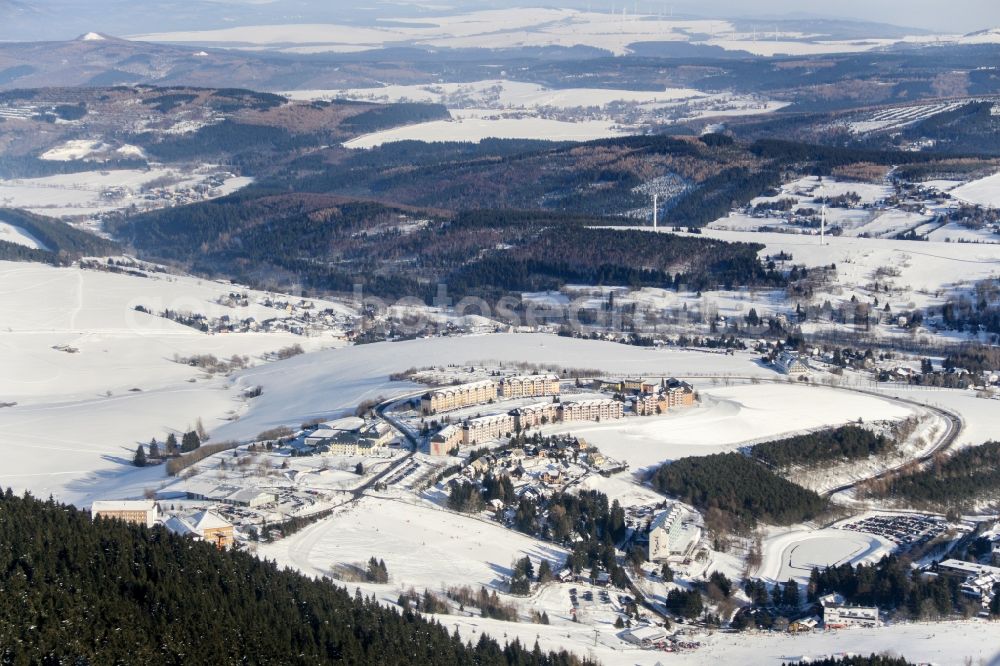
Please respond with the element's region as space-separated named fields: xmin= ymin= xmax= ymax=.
xmin=298 ymin=78 xmax=784 ymax=146
xmin=39 ymin=139 xmax=147 ymax=162
xmin=344 ymin=110 xmax=626 ymax=147
xmin=0 ymin=168 xmax=252 ymax=218
xmin=757 ymin=175 xmax=894 ymax=207
xmin=0 ymin=261 xmax=351 ymax=504
xmin=950 ymin=171 xmax=1000 ymax=208
xmin=924 ymin=222 xmax=999 ymax=243
xmin=846 ymin=101 xmax=969 ymax=135
xmin=288 ymin=79 xmax=708 ymax=110
xmin=540 ymin=383 xmax=915 ymax=471
xmin=132 ymin=8 xmax=932 ymax=58
xmin=617 ymin=226 xmax=1000 ymax=308
xmin=668 ymin=620 xmax=1000 ymax=665
xmin=0 ymin=220 xmax=48 ymax=249
xmin=842 ymin=210 xmax=929 ymax=238
xmin=260 ymin=494 xmax=567 ymax=592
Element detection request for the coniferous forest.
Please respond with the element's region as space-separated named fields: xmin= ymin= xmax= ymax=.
xmin=751 ymin=425 xmax=892 ymax=469
xmin=650 ymin=453 xmax=827 ymax=527
xmin=0 ymin=490 xmax=591 ymax=666
xmin=861 ymin=441 xmax=1000 ymax=508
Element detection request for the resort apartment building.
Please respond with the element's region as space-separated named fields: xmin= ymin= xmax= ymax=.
xmin=558 ymin=399 xmax=624 ymax=422
xmin=498 ymin=374 xmax=561 ymax=399
xmin=648 ymin=505 xmax=688 ymax=561
xmin=634 ymin=379 xmax=696 ymax=415
xmin=430 ymin=425 xmax=463 ymax=456
xmin=665 ymin=380 xmax=696 ymax=407
xmin=462 ymin=414 xmax=516 ymax=446
xmin=635 ymin=393 xmax=668 ymax=416
xmin=510 ymin=401 xmax=560 ymax=430
xmin=421 ymin=380 xmax=498 ymax=415
xmin=91 ymin=500 xmax=159 ymax=528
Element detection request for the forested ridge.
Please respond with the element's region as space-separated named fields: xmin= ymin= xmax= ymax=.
xmin=650 ymin=453 xmax=826 ymax=527
xmin=113 ymin=196 xmax=781 ymax=300
xmin=0 ymin=208 xmax=119 ymax=263
xmin=751 ymin=425 xmax=892 ymax=469
xmin=861 ymin=441 xmax=1000 ymax=508
xmin=0 ymin=490 xmax=591 ymax=665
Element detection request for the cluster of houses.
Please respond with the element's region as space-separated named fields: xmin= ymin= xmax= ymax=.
xmin=420 ymin=375 xmax=560 ymax=415
xmin=429 ymin=399 xmax=624 ymax=455
xmin=90 ymin=500 xmax=236 ymax=549
xmin=153 ymin=303 xmax=352 ymax=338
xmin=457 ymin=437 xmax=617 ymax=498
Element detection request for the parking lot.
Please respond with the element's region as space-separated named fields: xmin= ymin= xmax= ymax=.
xmin=840 ymin=514 xmax=947 ymax=549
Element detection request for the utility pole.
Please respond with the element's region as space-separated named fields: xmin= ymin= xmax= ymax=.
xmin=821 ymin=204 xmax=827 ymax=245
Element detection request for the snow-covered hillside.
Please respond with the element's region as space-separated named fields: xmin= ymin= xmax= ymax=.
xmin=0 ymin=260 xmax=353 ymax=504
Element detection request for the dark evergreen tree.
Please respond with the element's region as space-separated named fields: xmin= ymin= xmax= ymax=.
xmin=181 ymin=430 xmax=201 ymax=453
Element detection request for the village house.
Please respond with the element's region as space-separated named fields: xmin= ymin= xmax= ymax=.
xmin=91 ymin=500 xmax=158 ymax=528
xmin=163 ymin=510 xmax=235 ymax=549
xmin=775 ymin=351 xmax=810 ymax=376
xmin=421 ymin=380 xmax=499 ymax=415
xmin=498 ymin=374 xmax=560 ymax=399
xmin=540 ymin=465 xmax=563 ymax=485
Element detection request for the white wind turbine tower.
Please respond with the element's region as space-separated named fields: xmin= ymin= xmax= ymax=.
xmin=653 ymin=194 xmax=659 ymax=230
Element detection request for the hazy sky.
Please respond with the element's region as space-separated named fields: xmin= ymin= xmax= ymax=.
xmin=2 ymin=0 xmax=998 ymax=41
xmin=658 ymin=0 xmax=999 ymax=33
